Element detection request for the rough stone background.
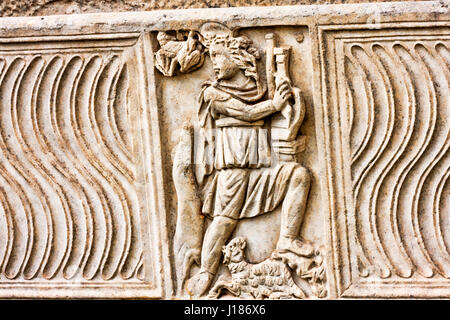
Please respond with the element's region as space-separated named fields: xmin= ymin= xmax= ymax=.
xmin=0 ymin=0 xmax=434 ymax=17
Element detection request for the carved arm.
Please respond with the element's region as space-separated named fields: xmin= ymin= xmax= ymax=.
xmin=211 ymin=98 xmax=277 ymax=122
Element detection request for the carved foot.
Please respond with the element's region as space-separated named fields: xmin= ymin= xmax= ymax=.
xmin=186 ymin=271 xmax=214 ymax=298
xmin=276 ymin=236 xmax=314 ymax=257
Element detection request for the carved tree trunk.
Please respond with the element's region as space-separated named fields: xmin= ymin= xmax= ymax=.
xmin=172 ymin=123 xmax=204 ymax=295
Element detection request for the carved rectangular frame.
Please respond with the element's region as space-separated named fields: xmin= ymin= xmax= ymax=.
xmin=316 ymin=22 xmax=450 ymax=298
xmin=0 ymin=32 xmax=170 ymax=299
xmin=0 ymin=1 xmax=447 ymax=298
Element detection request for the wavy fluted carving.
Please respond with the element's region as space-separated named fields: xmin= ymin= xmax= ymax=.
xmin=0 ymin=53 xmax=142 ymax=282
xmin=344 ymin=41 xmax=450 ymax=279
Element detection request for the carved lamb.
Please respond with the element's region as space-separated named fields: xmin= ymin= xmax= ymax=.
xmin=208 ymin=237 xmax=306 ymax=299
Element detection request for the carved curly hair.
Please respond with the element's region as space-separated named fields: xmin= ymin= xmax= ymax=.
xmin=208 ymin=34 xmax=261 ymax=82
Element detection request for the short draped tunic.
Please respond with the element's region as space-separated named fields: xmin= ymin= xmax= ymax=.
xmin=196 ymin=82 xmax=298 ymax=220
xmin=205 ymin=87 xmax=272 ymax=170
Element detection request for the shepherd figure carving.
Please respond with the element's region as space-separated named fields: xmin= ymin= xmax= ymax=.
xmin=165 ymin=22 xmax=318 ymax=298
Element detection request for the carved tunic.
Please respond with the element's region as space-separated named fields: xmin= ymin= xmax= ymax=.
xmin=198 ymin=85 xmax=299 ymax=220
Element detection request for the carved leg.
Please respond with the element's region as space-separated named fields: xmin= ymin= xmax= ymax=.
xmin=208 ymin=277 xmax=226 ymax=299
xmin=268 ymin=292 xmax=288 ymax=299
xmin=276 ymin=165 xmax=314 ymax=257
xmin=208 ymin=275 xmax=238 ymax=299
xmin=187 ymin=216 xmax=238 ymax=297
xmin=168 ymin=58 xmax=178 ymax=77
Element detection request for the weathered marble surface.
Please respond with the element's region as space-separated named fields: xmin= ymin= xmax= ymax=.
xmin=0 ymin=0 xmax=434 ymax=17
xmin=0 ymin=1 xmax=447 ymax=299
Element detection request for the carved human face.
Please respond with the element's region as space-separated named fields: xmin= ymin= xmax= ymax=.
xmin=209 ymin=43 xmax=240 ymax=80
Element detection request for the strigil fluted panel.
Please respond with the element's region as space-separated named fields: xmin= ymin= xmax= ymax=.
xmin=0 ymin=52 xmax=143 ymax=283
xmin=343 ymin=40 xmax=450 ymax=280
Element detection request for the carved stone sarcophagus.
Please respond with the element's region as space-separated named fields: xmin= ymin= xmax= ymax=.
xmin=0 ymin=1 xmax=447 ymax=299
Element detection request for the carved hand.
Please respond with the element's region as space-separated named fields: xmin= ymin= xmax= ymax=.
xmin=272 ymin=78 xmax=292 ymax=111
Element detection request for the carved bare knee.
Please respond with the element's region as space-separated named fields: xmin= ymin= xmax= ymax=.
xmin=290 ymin=165 xmax=310 ymax=188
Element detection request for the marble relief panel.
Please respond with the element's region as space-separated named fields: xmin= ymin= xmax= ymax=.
xmin=0 ymin=1 xmax=447 ymax=299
